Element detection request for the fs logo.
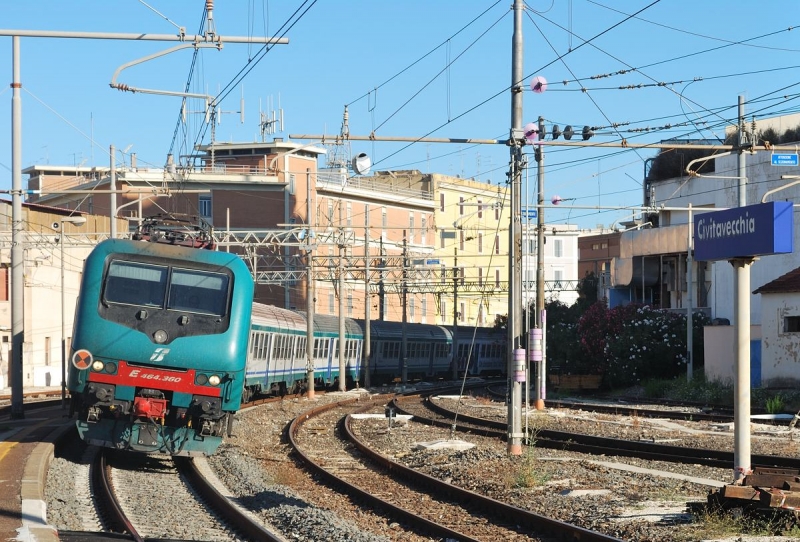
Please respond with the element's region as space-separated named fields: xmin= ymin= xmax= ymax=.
xmin=150 ymin=348 xmax=171 ymax=362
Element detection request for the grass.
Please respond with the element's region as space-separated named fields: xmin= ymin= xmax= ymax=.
xmin=679 ymin=506 xmax=800 ymax=541
xmin=607 ymin=372 xmax=800 ymax=413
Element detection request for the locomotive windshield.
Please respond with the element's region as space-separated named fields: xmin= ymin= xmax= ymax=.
xmin=104 ymin=260 xmax=230 ymax=317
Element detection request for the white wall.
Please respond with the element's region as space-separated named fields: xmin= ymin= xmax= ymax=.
xmin=759 ymin=293 xmax=800 ymax=385
xmin=651 ymin=147 xmax=800 ymax=325
xmin=704 ymin=324 xmax=761 ymax=384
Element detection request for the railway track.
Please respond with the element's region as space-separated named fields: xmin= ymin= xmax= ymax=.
xmin=288 ymin=394 xmax=624 ymax=542
xmin=394 ymin=393 xmax=800 ymax=471
xmin=53 ymin=433 xmax=284 ymax=541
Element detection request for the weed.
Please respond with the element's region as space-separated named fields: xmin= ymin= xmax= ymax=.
xmin=511 ymin=434 xmax=550 ymax=489
xmin=765 ymin=394 xmax=785 ymax=414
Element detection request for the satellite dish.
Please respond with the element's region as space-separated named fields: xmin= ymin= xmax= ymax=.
xmin=563 ymin=125 xmax=574 ymax=140
xmin=352 ymin=153 xmax=371 ymax=175
xmin=530 ymin=76 xmax=547 ymax=93
xmin=551 ymin=125 xmax=561 ymax=140
xmin=523 ymin=122 xmax=538 ymax=144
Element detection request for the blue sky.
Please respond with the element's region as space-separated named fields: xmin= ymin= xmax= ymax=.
xmin=1 ymin=1 xmax=799 ymax=230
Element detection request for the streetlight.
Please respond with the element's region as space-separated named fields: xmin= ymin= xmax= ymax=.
xmin=59 ymin=215 xmax=86 ymax=409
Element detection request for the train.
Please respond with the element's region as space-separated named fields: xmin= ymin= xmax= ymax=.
xmin=241 ymin=309 xmax=508 ymax=398
xmin=67 ymin=216 xmax=507 ymax=456
xmin=68 ymin=232 xmax=255 ymax=457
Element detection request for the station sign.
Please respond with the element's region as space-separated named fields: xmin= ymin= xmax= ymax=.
xmin=694 ymin=201 xmax=793 ymax=261
xmin=771 ymin=153 xmax=799 ymax=167
xmin=522 ymin=208 xmax=537 ymax=219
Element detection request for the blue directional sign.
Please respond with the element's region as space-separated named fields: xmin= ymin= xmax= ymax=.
xmin=522 ymin=208 xmax=537 ymax=219
xmin=771 ymin=153 xmax=799 ymax=166
xmin=425 ymin=259 xmax=440 ymax=266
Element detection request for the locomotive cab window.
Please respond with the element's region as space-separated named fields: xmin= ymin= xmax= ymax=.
xmin=168 ymin=268 xmax=229 ymax=316
xmin=105 ymin=261 xmax=168 ymax=307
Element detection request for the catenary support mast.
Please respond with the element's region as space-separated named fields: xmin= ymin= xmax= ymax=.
xmin=507 ymin=0 xmax=525 ymax=456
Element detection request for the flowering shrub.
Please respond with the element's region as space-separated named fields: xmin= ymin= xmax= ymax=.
xmin=545 ymin=300 xmax=709 ymax=389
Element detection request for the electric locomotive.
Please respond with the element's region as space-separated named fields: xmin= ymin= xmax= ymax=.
xmin=68 ymin=226 xmax=254 ymax=456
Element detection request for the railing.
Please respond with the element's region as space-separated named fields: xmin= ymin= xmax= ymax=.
xmin=317 ymin=171 xmax=434 ymax=201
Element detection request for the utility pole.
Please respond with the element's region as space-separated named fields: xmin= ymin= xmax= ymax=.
xmin=733 ymin=95 xmax=752 ymax=482
xmin=534 ymin=116 xmax=545 ymax=410
xmin=338 ymin=202 xmax=346 ymax=392
xmin=452 ymin=248 xmax=459 ymax=380
xmin=363 ymin=210 xmax=371 ymax=388
xmin=507 ymin=0 xmax=525 ymax=456
xmin=10 ymin=36 xmax=23 ymax=418
xmin=110 ymin=144 xmax=117 ymax=238
xmin=306 ymin=169 xmax=315 ymax=400
xmin=401 ymin=232 xmax=408 ymax=384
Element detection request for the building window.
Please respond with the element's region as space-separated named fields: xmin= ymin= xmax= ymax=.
xmin=459 ymin=197 xmax=464 ymax=216
xmin=592 ymin=243 xmax=600 ymax=250
xmin=459 ymin=302 xmax=465 ymax=322
xmin=478 ymin=233 xmax=483 ymax=253
xmin=495 ymin=269 xmax=500 ymax=287
xmin=347 ymin=294 xmax=353 ymax=316
xmin=441 ymin=300 xmax=447 ymax=324
xmin=495 ymin=203 xmax=500 ymax=220
xmin=327 ymin=201 xmax=334 ymax=225
xmin=495 ymin=235 xmax=500 ymax=255
xmin=440 ymin=193 xmax=445 ymax=212
xmin=421 ymin=216 xmax=427 ymax=246
xmin=478 ymin=267 xmax=483 ymax=285
xmin=409 ymin=215 xmax=415 ymax=244
xmin=459 ymin=230 xmax=465 ymax=251
xmin=45 ymin=337 xmax=51 ymax=366
xmin=382 ymin=207 xmax=387 ymax=233
xmin=199 ymin=195 xmax=212 ymax=218
xmin=478 ymin=200 xmax=483 ymax=218
xmin=421 ymin=298 xmax=427 ymax=318
xmin=554 ymin=239 xmax=563 ymax=258
xmin=346 ymin=203 xmax=352 ymax=228
xmin=554 ymin=269 xmax=563 ymax=289
xmin=784 ymin=316 xmax=800 ymax=333
xmin=409 ymin=298 xmax=415 ymax=321
xmin=329 ymin=293 xmax=335 ymax=314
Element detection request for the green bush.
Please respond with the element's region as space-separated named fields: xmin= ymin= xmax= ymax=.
xmin=544 ymin=300 xmax=710 ymax=390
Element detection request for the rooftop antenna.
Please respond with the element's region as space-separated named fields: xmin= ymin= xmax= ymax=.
xmin=259 ymin=94 xmax=284 ymax=141
xmin=323 ymin=105 xmax=352 ymax=170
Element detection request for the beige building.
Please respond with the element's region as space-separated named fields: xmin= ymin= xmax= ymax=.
xmin=0 ymin=202 xmax=117 ymax=388
xmin=22 ymin=142 xmax=512 ymax=329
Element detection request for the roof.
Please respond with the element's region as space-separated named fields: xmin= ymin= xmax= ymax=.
xmin=753 ymin=266 xmax=800 ymax=295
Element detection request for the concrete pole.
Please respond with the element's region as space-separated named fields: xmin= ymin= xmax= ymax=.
xmin=363 ymin=212 xmax=371 ymax=389
xmin=686 ymin=204 xmax=693 ymax=381
xmin=534 ymin=116 xmax=545 ymax=410
xmin=401 ymin=233 xmax=408 ymax=384
xmin=306 ymin=169 xmax=315 ymax=399
xmin=452 ymin=248 xmax=459 ymax=380
xmin=733 ymin=95 xmax=752 ymax=482
xmin=506 ymin=0 xmax=524 ymax=456
xmin=11 ymin=37 xmax=24 ymax=418
xmin=338 ymin=205 xmax=346 ymax=392
xmin=110 ymin=145 xmax=117 ymax=238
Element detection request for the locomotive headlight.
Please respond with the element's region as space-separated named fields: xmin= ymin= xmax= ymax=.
xmin=208 ymin=374 xmax=221 ymax=386
xmin=105 ymin=361 xmax=117 ymax=374
xmin=195 ymin=374 xmax=208 ymax=385
xmin=91 ymin=360 xmax=104 ymax=372
xmin=153 ymin=329 xmax=168 ymax=344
